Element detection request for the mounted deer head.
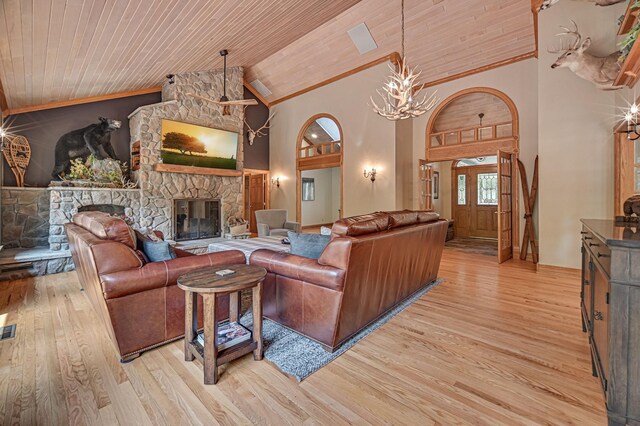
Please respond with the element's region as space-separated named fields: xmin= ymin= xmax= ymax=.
xmin=548 ymin=20 xmax=623 ymax=90
xmin=244 ymin=112 xmax=275 ymax=145
xmin=539 ymin=0 xmax=625 ymax=12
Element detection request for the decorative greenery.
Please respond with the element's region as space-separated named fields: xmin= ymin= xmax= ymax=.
xmin=63 ymin=154 xmax=135 ymax=188
xmin=619 ymin=1 xmax=640 ymax=63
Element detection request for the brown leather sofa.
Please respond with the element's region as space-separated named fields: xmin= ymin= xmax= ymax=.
xmin=250 ymin=210 xmax=447 ymax=351
xmin=65 ymin=211 xmax=245 ymax=361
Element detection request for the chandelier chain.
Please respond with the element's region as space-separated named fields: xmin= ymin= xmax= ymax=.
xmin=401 ymin=0 xmax=405 ymax=58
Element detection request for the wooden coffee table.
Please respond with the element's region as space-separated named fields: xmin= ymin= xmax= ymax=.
xmin=177 ymin=264 xmax=266 ymax=384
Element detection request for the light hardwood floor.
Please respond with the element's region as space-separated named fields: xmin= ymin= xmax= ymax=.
xmin=0 ymin=250 xmax=606 ymax=425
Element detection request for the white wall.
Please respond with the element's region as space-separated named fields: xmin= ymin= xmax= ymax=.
xmin=538 ymin=1 xmax=622 ymax=267
xmin=410 ymin=59 xmax=539 ymax=246
xmin=269 ymin=63 xmax=396 ymax=221
xmin=300 ymin=168 xmax=340 ymax=226
xmin=431 ymin=161 xmax=452 ymax=220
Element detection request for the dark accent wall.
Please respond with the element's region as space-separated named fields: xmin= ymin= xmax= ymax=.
xmin=3 ymin=92 xmax=161 ymax=187
xmin=3 ymin=86 xmax=270 ymax=186
xmin=242 ymin=87 xmax=270 ymax=170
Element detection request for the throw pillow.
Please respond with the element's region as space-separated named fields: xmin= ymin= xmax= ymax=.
xmin=320 ymin=226 xmax=332 ymax=236
xmin=141 ymin=239 xmax=177 ymax=262
xmin=135 ymin=229 xmax=176 ymax=262
xmin=287 ymin=231 xmax=330 ymax=260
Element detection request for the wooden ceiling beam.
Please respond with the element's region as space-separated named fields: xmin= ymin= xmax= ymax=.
xmin=4 ymin=87 xmax=161 ymax=117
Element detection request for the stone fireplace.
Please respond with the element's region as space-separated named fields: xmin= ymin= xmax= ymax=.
xmin=174 ymin=198 xmax=221 ymax=241
xmin=47 ymin=67 xmax=245 ymax=250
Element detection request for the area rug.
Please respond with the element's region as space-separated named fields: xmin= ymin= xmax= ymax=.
xmin=240 ymin=278 xmax=444 ymax=381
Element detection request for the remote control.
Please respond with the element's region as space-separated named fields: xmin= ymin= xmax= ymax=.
xmin=216 ymin=269 xmax=235 ymax=276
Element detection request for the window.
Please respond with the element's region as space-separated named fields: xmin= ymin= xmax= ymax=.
xmin=477 ymin=173 xmax=498 ymax=205
xmin=302 ymin=178 xmax=315 ymax=201
xmin=457 ymin=175 xmax=466 ymax=205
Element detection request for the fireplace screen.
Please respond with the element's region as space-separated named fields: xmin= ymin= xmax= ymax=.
xmin=174 ymin=199 xmax=221 ymax=241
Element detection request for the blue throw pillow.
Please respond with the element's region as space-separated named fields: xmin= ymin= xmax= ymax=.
xmin=142 ymin=239 xmax=177 ymax=262
xmin=287 ymin=231 xmax=330 ymax=260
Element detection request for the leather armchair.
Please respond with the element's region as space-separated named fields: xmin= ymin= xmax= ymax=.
xmin=255 ymin=209 xmax=300 ymax=237
xmin=66 ymin=211 xmax=246 ymax=361
xmin=250 ymin=210 xmax=447 ymax=352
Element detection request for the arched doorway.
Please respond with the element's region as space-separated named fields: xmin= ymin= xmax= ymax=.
xmin=296 ymin=114 xmax=344 ymax=228
xmin=423 ymin=87 xmax=519 ymax=263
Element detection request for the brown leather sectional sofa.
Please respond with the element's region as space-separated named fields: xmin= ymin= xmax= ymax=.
xmin=250 ymin=210 xmax=448 ymax=351
xmin=66 ymin=212 xmax=245 ymax=361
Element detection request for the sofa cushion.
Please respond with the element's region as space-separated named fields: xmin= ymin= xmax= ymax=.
xmin=331 ymin=212 xmax=390 ymax=237
xmin=73 ymin=211 xmax=137 ymax=249
xmin=288 ymin=231 xmax=331 ymax=260
xmin=387 ymin=210 xmax=419 ymax=229
xmin=416 ymin=211 xmax=440 ymax=224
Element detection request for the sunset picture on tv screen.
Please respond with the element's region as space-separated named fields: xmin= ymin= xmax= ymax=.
xmin=160 ymin=119 xmax=239 ymax=170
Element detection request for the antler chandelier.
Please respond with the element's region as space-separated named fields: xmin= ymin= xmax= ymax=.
xmin=370 ymin=0 xmax=438 ymax=120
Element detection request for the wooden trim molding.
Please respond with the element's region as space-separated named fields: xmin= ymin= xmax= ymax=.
xmin=295 ymin=113 xmax=344 ymax=223
xmin=415 ymin=51 xmax=537 ymax=91
xmin=153 ymin=163 xmax=243 ymax=177
xmin=243 ymin=80 xmax=271 ymax=108
xmin=271 ymin=52 xmax=400 ymax=106
xmin=5 ymin=87 xmax=162 ymax=116
xmin=0 ymin=79 xmax=8 ymax=116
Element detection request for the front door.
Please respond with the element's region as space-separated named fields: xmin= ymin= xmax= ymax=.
xmin=452 ymin=166 xmax=498 ymax=239
xmin=248 ymin=174 xmax=266 ymax=234
xmin=497 ymin=150 xmax=513 ymax=263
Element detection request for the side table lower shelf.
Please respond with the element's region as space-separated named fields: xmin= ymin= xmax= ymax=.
xmin=187 ymin=339 xmax=258 ymax=367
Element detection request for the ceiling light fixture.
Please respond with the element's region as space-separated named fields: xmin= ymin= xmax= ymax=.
xmin=311 ymin=133 xmax=318 ymax=139
xmin=370 ymin=0 xmax=438 ymax=120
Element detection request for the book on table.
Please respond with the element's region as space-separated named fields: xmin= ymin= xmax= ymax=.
xmin=196 ymin=321 xmax=251 ymax=350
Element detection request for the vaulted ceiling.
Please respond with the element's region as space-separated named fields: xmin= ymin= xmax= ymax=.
xmin=0 ymin=0 xmax=536 ymax=111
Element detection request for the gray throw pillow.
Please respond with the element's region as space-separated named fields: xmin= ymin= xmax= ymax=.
xmin=142 ymin=239 xmax=177 ymax=262
xmin=287 ymin=231 xmax=330 ymax=260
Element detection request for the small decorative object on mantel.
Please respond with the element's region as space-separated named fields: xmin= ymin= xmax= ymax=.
xmin=52 ymin=117 xmax=121 ymax=180
xmin=548 ymin=20 xmax=623 ymax=90
xmin=54 ymin=154 xmax=135 ymax=189
xmin=2 ymin=135 xmax=31 ymax=187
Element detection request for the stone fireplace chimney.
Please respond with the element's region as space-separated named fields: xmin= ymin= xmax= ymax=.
xmin=128 ymin=67 xmax=245 ymax=239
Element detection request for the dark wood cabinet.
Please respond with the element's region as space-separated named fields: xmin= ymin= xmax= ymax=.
xmin=580 ymin=220 xmax=640 ymax=426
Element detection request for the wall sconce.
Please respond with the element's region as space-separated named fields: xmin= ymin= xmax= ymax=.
xmin=363 ymin=168 xmax=377 ymax=182
xmin=271 ymin=176 xmax=281 ymax=188
xmin=624 ymin=103 xmax=640 ymax=140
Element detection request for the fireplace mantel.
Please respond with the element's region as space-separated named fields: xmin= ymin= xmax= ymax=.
xmin=153 ymin=163 xmax=242 ymax=177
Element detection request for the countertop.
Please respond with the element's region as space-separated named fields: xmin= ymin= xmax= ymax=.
xmin=581 ymin=219 xmax=640 ymax=248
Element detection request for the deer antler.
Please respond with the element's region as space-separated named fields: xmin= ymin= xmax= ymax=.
xmin=557 ymin=19 xmax=582 ymax=50
xmin=254 ymin=111 xmax=275 ymax=136
xmin=245 ymin=111 xmax=275 ymax=145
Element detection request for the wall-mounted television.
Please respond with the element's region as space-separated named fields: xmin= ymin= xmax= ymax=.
xmin=160 ymin=119 xmax=239 ymax=170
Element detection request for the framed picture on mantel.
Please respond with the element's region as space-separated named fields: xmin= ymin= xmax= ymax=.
xmin=160 ymin=119 xmax=239 ymax=170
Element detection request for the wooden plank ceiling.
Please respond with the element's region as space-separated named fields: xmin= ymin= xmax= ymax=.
xmin=0 ymin=0 xmax=361 ymax=109
xmin=433 ymin=92 xmax=513 ymax=132
xmin=0 ymin=0 xmax=536 ymax=110
xmin=247 ymin=0 xmax=536 ymax=103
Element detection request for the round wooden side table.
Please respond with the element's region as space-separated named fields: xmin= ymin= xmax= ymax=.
xmin=177 ymin=264 xmax=266 ymax=384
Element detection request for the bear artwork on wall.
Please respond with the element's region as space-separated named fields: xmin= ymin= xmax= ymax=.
xmin=51 ymin=117 xmax=121 ymax=179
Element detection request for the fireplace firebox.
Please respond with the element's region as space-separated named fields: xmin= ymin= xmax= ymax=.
xmin=174 ymin=199 xmax=221 ymax=241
